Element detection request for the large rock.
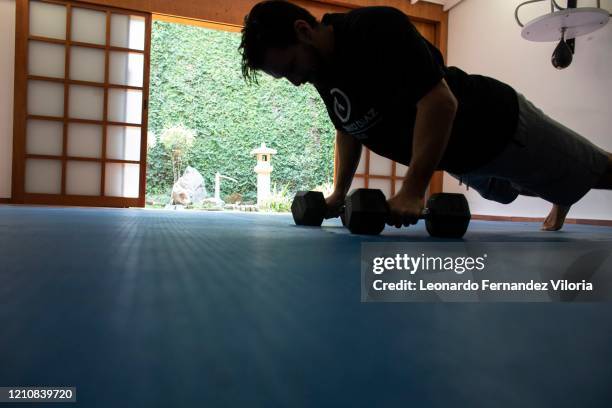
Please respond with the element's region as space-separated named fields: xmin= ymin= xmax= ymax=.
xmin=171 ymin=166 xmax=208 ymax=205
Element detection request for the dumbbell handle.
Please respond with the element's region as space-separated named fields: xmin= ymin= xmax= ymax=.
xmin=420 ymin=208 xmax=431 ymax=219
xmin=381 ymin=204 xmax=431 ymax=222
xmin=344 ymin=189 xmax=470 ymax=237
xmin=384 ymin=196 xmax=470 ymax=237
xmin=326 ymin=204 xmax=345 ymax=219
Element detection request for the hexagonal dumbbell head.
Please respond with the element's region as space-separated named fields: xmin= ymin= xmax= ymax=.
xmin=425 ymin=193 xmax=471 ymax=238
xmin=344 ymin=189 xmax=388 ymax=235
xmin=291 ymin=191 xmax=326 ymax=226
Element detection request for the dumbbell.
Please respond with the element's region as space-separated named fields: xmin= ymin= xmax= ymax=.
xmin=291 ymin=191 xmax=346 ymax=227
xmin=344 ymin=188 xmax=471 ymax=238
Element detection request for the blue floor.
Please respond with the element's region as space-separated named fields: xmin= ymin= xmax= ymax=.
xmin=1 ymin=206 xmax=611 ymax=407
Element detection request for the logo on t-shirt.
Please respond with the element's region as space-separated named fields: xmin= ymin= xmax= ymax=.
xmin=331 ymin=88 xmax=351 ymax=123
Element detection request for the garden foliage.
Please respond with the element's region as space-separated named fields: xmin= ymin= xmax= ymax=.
xmin=147 ymin=21 xmax=336 ymax=203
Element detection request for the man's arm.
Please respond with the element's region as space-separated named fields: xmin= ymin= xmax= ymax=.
xmin=404 ymin=78 xmax=457 ymax=198
xmin=333 ymin=130 xmax=362 ymax=195
xmin=325 ymin=130 xmax=362 ymax=217
xmin=387 ymin=79 xmax=458 ymax=226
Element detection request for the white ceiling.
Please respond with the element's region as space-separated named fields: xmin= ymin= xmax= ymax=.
xmin=410 ymin=0 xmax=464 ymax=12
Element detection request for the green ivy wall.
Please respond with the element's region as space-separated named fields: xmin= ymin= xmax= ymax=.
xmin=147 ymin=21 xmax=336 ymax=203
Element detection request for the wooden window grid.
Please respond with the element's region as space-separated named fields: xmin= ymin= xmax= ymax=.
xmin=12 ymin=0 xmax=151 ymax=207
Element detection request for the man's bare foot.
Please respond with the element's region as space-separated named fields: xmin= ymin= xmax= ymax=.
xmin=541 ymin=204 xmax=571 ymax=231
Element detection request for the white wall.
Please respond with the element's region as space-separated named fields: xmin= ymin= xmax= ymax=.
xmin=0 ymin=0 xmax=15 ymax=198
xmin=445 ymin=0 xmax=612 ymax=220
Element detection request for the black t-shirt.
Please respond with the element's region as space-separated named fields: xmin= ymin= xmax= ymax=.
xmin=316 ymin=7 xmax=519 ymax=174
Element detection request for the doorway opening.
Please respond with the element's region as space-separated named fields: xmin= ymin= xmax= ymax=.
xmin=146 ymin=15 xmax=336 ymax=211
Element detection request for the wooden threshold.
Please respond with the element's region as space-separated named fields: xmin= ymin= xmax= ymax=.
xmin=472 ymin=214 xmax=612 ymax=227
xmin=21 ymin=194 xmax=140 ymax=207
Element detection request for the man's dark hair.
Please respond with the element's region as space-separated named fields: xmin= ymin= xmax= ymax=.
xmin=239 ymin=0 xmax=318 ymax=83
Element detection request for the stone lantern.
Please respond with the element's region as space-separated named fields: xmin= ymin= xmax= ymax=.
xmin=250 ymin=142 xmax=277 ymax=206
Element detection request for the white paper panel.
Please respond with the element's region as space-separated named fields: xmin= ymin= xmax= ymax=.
xmin=395 ymin=162 xmax=408 ymax=177
xmin=28 ymin=41 xmax=65 ymax=78
xmin=369 ymin=151 xmax=393 ymax=176
xmin=26 ymin=120 xmax=63 ymax=156
xmin=29 ymin=1 xmax=66 ymax=40
xmin=355 ymin=147 xmax=367 ymax=174
xmin=70 ymin=46 xmax=105 ymax=83
xmin=25 ymin=159 xmax=62 ymax=194
xmin=67 ymin=123 xmax=102 ymax=158
xmin=66 ymin=161 xmax=101 ymax=196
xmin=349 ymin=176 xmax=365 ymax=194
xmin=28 ymin=80 xmax=64 ymax=117
xmin=69 ymin=85 xmax=104 ymax=120
xmin=110 ymin=14 xmax=145 ymax=50
xmin=107 ymin=126 xmax=141 ymax=161
xmin=71 ymin=7 xmax=106 ymax=45
xmin=368 ymin=178 xmax=392 ymax=198
xmin=108 ymin=89 xmax=142 ymax=124
xmin=109 ymin=51 xmax=144 ymax=86
xmin=105 ymin=163 xmax=139 ymax=198
xmin=395 ymin=180 xmax=405 ymax=196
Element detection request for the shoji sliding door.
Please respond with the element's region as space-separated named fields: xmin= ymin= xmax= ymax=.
xmin=12 ymin=0 xmax=151 ymax=207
